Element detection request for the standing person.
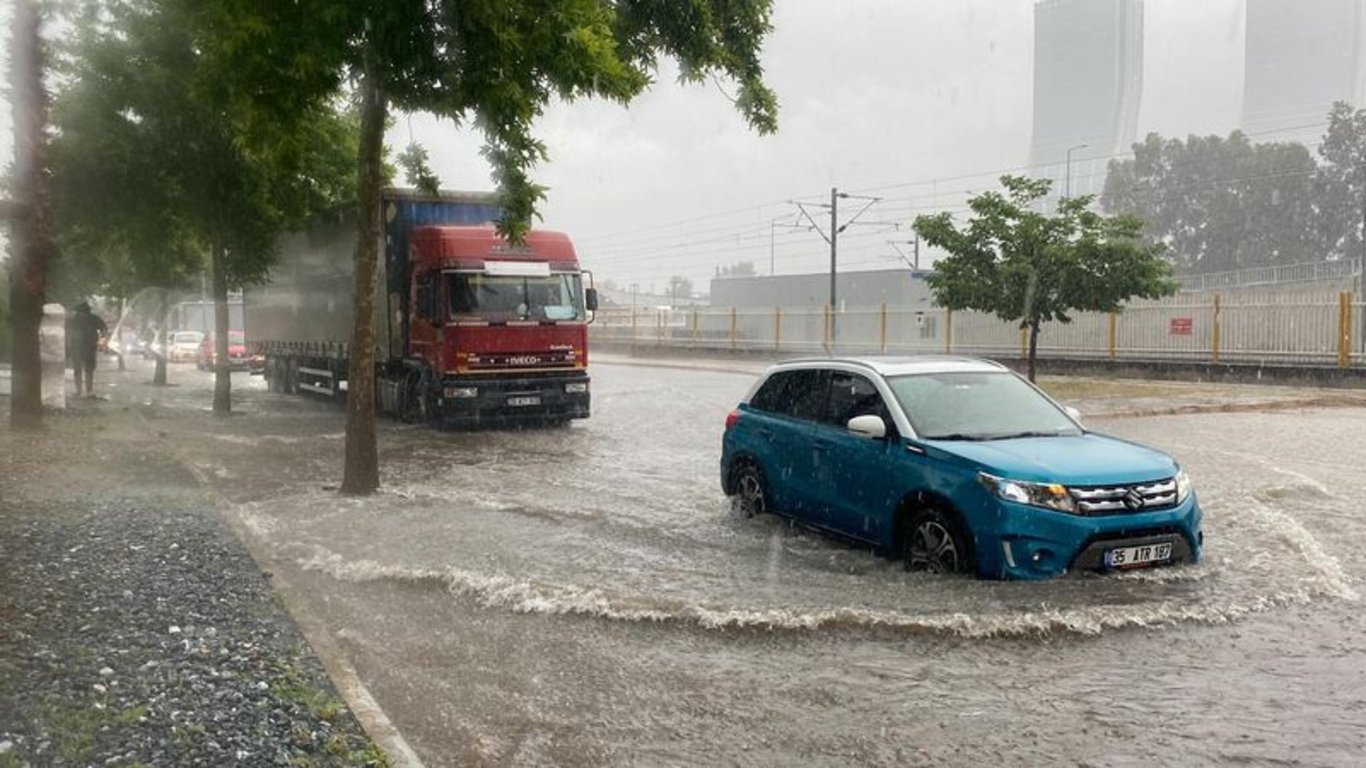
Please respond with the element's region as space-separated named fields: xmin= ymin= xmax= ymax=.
xmin=65 ymin=301 xmax=108 ymax=398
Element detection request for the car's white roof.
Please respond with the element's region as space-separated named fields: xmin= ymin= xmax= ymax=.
xmin=767 ymin=355 xmax=1008 ymax=377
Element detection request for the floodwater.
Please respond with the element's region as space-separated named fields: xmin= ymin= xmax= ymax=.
xmin=99 ymin=358 xmax=1366 ymax=766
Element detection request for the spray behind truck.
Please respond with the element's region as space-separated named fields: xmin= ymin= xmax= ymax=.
xmin=247 ymin=188 xmax=596 ymax=427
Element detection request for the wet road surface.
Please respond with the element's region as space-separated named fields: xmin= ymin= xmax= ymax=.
xmin=97 ymin=360 xmax=1366 ymax=766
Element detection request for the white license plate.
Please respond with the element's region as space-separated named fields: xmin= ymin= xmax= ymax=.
xmin=507 ymin=396 xmax=541 ymax=407
xmin=1105 ymin=542 xmax=1173 ymax=569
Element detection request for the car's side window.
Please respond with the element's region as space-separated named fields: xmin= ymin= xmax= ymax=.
xmin=824 ymin=371 xmax=891 ymax=430
xmin=768 ymin=370 xmax=826 ymax=422
xmin=748 ymin=372 xmax=790 ymax=412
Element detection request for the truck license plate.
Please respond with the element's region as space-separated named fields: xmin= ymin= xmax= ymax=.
xmin=1104 ymin=542 xmax=1173 ymax=569
xmin=507 ymin=396 xmax=541 ymax=407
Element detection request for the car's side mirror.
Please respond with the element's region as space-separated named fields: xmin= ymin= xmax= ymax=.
xmin=847 ymin=414 xmax=887 ymax=439
xmin=585 ymin=287 xmax=599 ymax=312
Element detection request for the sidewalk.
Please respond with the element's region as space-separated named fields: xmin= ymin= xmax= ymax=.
xmin=593 ymin=351 xmax=1366 ymax=418
xmin=0 ymin=397 xmax=390 ymax=767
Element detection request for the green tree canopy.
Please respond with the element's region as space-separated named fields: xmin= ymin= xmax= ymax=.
xmin=48 ymin=0 xmax=358 ymax=402
xmin=1312 ymin=101 xmax=1366 ymax=263
xmin=915 ymin=175 xmax=1176 ymax=381
xmin=1100 ymin=131 xmax=1319 ymax=274
xmin=194 ymin=0 xmax=780 ymax=494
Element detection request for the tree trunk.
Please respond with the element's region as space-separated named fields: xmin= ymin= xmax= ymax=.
xmin=340 ymin=51 xmax=386 ymax=496
xmin=1027 ymin=319 xmax=1040 ymax=383
xmin=211 ymin=245 xmax=231 ymax=415
xmin=8 ymin=0 xmax=48 ymax=430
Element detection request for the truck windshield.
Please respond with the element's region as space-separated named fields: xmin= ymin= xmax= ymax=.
xmin=447 ymin=273 xmax=585 ymax=322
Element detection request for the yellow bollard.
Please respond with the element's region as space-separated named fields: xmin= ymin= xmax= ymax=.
xmin=880 ymin=303 xmax=888 ymax=354
xmin=945 ymin=309 xmax=953 ymax=354
xmin=730 ymin=307 xmax=738 ymax=352
xmin=1212 ymin=293 xmax=1222 ymax=363
xmin=1108 ymin=311 xmax=1117 ymax=360
xmin=775 ymin=307 xmax=782 ymax=351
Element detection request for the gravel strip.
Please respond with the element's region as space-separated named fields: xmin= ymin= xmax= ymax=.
xmin=0 ymin=406 xmax=389 ymax=767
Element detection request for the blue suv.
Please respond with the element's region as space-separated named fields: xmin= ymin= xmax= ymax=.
xmin=720 ymin=357 xmax=1203 ymax=580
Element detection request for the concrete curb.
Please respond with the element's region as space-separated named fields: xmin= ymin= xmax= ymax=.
xmin=133 ymin=407 xmax=426 ymax=768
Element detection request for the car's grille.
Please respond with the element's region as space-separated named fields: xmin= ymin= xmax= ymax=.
xmin=1069 ymin=478 xmax=1178 ymax=515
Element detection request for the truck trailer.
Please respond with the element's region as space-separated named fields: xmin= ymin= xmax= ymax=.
xmin=246 ymin=189 xmax=597 ymax=427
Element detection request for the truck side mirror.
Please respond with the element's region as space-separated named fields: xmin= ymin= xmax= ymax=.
xmin=585 ymin=287 xmax=599 ymax=312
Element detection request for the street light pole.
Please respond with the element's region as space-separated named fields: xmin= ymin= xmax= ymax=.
xmin=1065 ymin=143 xmax=1088 ymax=199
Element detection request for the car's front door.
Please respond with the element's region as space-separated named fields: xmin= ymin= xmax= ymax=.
xmin=810 ymin=371 xmax=901 ymax=543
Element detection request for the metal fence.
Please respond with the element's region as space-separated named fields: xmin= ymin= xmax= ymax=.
xmin=592 ymin=291 xmax=1364 ymax=368
xmin=1176 ymin=260 xmax=1361 ymax=293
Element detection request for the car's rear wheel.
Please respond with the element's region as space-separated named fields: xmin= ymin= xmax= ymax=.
xmin=903 ymin=506 xmax=973 ymax=575
xmin=730 ymin=462 xmax=770 ymax=518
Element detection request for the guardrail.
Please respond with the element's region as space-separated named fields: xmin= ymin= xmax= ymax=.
xmin=1176 ymin=260 xmax=1361 ymax=292
xmin=592 ymin=291 xmax=1364 ymax=369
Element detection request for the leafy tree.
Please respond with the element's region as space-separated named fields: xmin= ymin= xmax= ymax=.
xmin=48 ymin=0 xmax=356 ymax=406
xmin=915 ymin=176 xmax=1176 ymax=382
xmin=197 ymin=0 xmax=780 ymax=495
xmin=396 ymin=143 xmax=441 ymax=196
xmin=1100 ymin=131 xmax=1319 ymax=274
xmin=1312 ymin=101 xmax=1366 ymax=264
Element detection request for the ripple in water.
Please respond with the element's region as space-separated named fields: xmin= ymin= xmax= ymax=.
xmin=261 ymin=483 xmax=1356 ymax=639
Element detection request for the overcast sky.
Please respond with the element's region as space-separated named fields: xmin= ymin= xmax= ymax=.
xmin=4 ymin=0 xmax=1268 ymax=295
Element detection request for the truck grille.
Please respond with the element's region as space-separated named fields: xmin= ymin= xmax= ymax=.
xmin=1069 ymin=478 xmax=1178 ymax=515
xmin=464 ymin=350 xmax=576 ymax=370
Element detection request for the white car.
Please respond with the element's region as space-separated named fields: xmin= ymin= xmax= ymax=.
xmin=168 ymin=331 xmax=204 ymax=363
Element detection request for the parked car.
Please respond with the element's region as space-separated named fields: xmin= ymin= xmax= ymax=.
xmin=197 ymin=330 xmax=249 ymax=371
xmin=720 ymin=357 xmax=1203 ymax=580
xmin=168 ymin=331 xmax=204 ymax=363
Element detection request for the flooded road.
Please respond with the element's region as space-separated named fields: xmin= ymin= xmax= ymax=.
xmin=112 ymin=360 xmax=1366 ymax=766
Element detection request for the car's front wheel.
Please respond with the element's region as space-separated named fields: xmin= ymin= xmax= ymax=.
xmin=903 ymin=506 xmax=973 ymax=575
xmin=729 ymin=462 xmax=770 ymax=518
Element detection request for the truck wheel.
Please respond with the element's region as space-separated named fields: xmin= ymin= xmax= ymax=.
xmin=399 ymin=374 xmax=432 ymax=424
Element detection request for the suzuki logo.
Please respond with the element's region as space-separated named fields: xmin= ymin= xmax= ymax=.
xmin=1122 ymin=488 xmax=1145 ymax=511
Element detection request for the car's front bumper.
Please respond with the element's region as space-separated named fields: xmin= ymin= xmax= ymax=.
xmin=974 ymin=495 xmax=1204 ymax=580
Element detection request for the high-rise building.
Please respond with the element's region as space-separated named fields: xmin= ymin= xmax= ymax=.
xmin=1030 ymin=0 xmax=1144 ymax=200
xmin=1242 ymin=0 xmax=1366 ymax=139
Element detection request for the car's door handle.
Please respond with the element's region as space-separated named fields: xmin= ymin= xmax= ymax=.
xmin=756 ymin=427 xmax=773 ymax=439
xmin=904 ymin=443 xmax=926 ymax=456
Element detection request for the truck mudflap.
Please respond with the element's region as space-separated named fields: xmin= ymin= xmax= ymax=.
xmin=436 ymin=371 xmax=590 ymax=427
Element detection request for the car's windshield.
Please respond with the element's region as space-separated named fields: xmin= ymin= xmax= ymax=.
xmin=888 ymin=371 xmax=1081 ymax=440
xmin=447 ymin=273 xmax=585 ymax=322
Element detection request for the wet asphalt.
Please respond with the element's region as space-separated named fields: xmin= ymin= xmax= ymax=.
xmin=47 ymin=357 xmax=1366 ymax=766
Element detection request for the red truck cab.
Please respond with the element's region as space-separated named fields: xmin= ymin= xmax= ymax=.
xmin=401 ymin=226 xmax=596 ymax=427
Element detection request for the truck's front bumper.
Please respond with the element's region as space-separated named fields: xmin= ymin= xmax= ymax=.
xmin=436 ymin=372 xmax=591 ymax=428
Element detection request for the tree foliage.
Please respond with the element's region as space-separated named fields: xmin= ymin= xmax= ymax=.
xmin=1312 ymin=101 xmax=1366 ymax=263
xmin=1100 ymin=131 xmax=1319 ymax=274
xmin=715 ymin=260 xmax=757 ymax=277
xmin=194 ymin=0 xmax=780 ymax=495
xmin=48 ymin=0 xmax=357 ymax=405
xmin=915 ymin=176 xmax=1176 ymax=381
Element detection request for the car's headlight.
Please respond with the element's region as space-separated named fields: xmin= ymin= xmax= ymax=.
xmin=979 ymin=472 xmax=1078 ymax=514
xmin=1175 ymin=469 xmax=1193 ymax=504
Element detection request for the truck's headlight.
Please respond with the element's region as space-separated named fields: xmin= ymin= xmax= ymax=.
xmin=445 ymin=386 xmax=478 ymax=398
xmin=979 ymin=472 xmax=1077 ymax=514
xmin=1175 ymin=469 xmax=1193 ymax=504
xmin=565 ymin=382 xmax=588 ymax=394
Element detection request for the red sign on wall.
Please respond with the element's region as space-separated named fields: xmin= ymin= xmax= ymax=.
xmin=1169 ymin=317 xmax=1194 ymax=336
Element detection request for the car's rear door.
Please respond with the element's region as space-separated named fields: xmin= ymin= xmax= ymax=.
xmin=741 ymin=369 xmax=827 ymax=521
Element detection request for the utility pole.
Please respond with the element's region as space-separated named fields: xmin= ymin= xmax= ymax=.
xmin=830 ymin=187 xmax=838 ymax=310
xmin=792 ymin=188 xmax=881 ymax=310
